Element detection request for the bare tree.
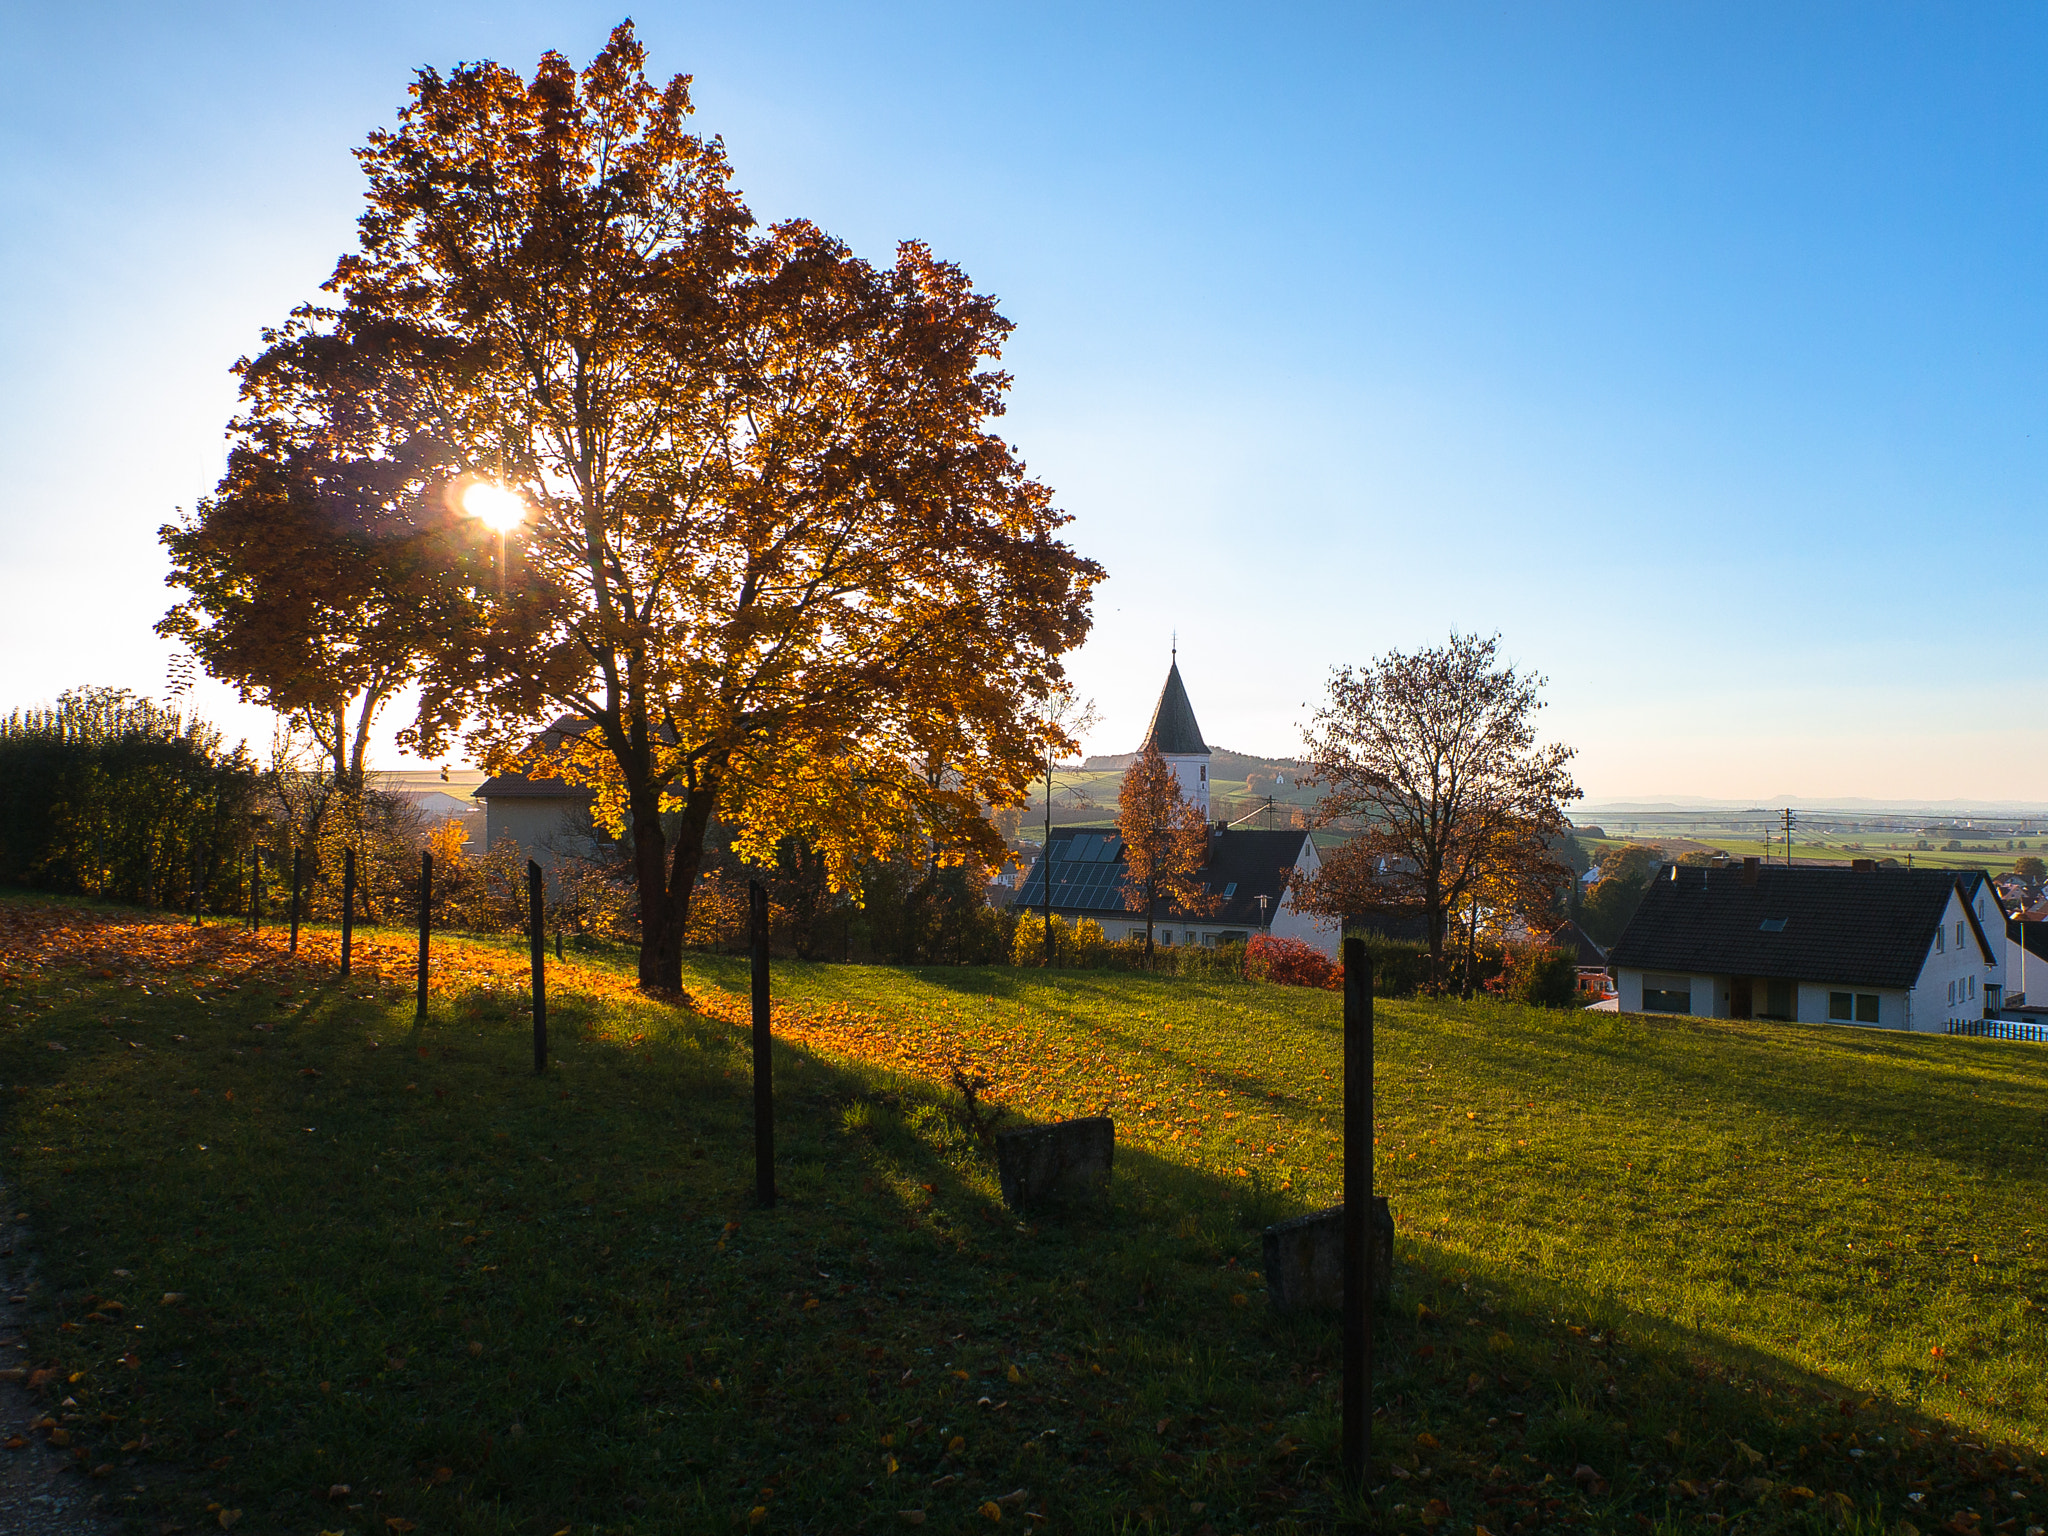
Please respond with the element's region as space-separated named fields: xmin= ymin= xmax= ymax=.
xmin=1294 ymin=633 xmax=1578 ymax=986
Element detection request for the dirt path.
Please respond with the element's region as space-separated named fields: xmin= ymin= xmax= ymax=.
xmin=0 ymin=1197 xmax=114 ymax=1534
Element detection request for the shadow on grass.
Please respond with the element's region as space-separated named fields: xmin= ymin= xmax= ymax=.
xmin=0 ymin=916 xmax=2039 ymax=1535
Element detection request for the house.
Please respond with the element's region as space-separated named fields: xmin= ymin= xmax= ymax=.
xmin=2005 ymin=917 xmax=2048 ymax=1010
xmin=1011 ymin=824 xmax=1334 ymax=955
xmin=1008 ymin=659 xmax=1339 ymax=957
xmin=1546 ymin=919 xmax=1614 ymax=999
xmin=473 ymin=717 xmax=602 ymax=874
xmin=1608 ymin=858 xmax=2005 ymax=1031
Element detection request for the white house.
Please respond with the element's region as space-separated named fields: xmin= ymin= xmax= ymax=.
xmin=473 ymin=716 xmax=604 ymax=876
xmin=1608 ymin=859 xmax=2005 ymax=1032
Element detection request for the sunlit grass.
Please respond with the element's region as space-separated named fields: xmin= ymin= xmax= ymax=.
xmin=1 ymin=893 xmax=2044 ymax=1535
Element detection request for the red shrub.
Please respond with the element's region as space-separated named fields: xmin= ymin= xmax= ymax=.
xmin=1246 ymin=934 xmax=1342 ymax=989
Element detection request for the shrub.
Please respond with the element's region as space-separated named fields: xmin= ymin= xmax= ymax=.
xmin=1346 ymin=932 xmax=1432 ymax=997
xmin=1011 ymin=911 xmax=1070 ymax=967
xmin=1246 ymin=934 xmax=1341 ymax=989
xmin=1486 ymin=944 xmax=1581 ymax=1008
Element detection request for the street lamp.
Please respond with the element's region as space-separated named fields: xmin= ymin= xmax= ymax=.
xmin=463 ymin=481 xmax=526 ymax=594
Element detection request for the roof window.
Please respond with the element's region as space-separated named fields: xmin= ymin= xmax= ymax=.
xmin=1759 ymin=917 xmax=1788 ymax=933
xmin=1222 ymin=882 xmax=1237 ymax=898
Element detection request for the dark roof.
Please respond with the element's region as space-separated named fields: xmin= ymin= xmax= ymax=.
xmin=1546 ymin=920 xmax=1608 ymax=966
xmin=1609 ymin=864 xmax=1992 ymax=990
xmin=2008 ymin=917 xmax=2048 ymax=968
xmin=475 ymin=716 xmax=597 ymax=802
xmin=1143 ymin=662 xmax=1208 ymax=757
xmin=1010 ymin=826 xmax=1307 ymax=927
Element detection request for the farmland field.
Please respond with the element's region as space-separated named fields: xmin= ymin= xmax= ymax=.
xmin=0 ymin=892 xmax=2043 ymax=1534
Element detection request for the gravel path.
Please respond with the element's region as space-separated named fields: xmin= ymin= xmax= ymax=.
xmin=0 ymin=1200 xmax=115 ymax=1535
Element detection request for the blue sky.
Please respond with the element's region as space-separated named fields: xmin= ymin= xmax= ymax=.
xmin=4 ymin=2 xmax=2045 ymax=802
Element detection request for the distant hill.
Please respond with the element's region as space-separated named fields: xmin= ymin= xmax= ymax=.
xmin=1082 ymin=747 xmax=1304 ymax=777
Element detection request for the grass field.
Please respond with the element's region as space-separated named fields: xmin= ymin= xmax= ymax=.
xmin=1 ymin=893 xmax=2045 ymax=1535
xmin=1578 ymin=835 xmax=2023 ymax=874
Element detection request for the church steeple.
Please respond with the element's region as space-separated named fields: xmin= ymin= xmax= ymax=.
xmin=1142 ymin=654 xmax=1211 ymax=814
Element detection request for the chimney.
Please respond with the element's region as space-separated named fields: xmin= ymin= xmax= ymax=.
xmin=1742 ymin=856 xmax=1760 ymax=886
xmin=1852 ymin=858 xmax=1876 ymax=873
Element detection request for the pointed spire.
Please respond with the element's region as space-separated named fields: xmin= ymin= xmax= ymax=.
xmin=1143 ymin=658 xmax=1208 ymax=757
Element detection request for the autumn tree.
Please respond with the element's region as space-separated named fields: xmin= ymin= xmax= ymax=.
xmin=158 ymin=311 xmax=476 ymax=791
xmin=1294 ymin=633 xmax=1579 ymax=986
xmin=2015 ymin=855 xmax=2046 ymax=886
xmin=1116 ymin=742 xmax=1213 ymax=963
xmin=198 ymin=25 xmax=1099 ymax=990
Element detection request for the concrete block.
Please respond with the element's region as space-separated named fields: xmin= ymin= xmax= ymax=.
xmin=994 ymin=1116 xmax=1114 ymax=1210
xmin=1261 ymin=1199 xmax=1394 ymax=1314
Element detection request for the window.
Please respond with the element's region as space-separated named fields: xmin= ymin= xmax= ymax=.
xmin=1856 ymin=994 xmax=1880 ymax=1023
xmin=1161 ymin=930 xmax=1174 ymax=946
xmin=1936 ymin=927 xmax=1945 ymax=954
xmin=1222 ymin=882 xmax=1237 ymax=898
xmin=1200 ymin=765 xmax=1206 ymax=781
xmin=1759 ymin=917 xmax=1788 ymax=933
xmin=1969 ymin=976 xmax=1976 ymax=1000
xmin=1829 ymin=991 xmax=1853 ymax=1021
xmin=1642 ymin=973 xmax=1691 ymax=1014
xmin=1948 ymin=980 xmax=1956 ymax=1005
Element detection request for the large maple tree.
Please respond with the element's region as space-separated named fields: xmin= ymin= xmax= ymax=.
xmin=166 ymin=25 xmax=1099 ymax=989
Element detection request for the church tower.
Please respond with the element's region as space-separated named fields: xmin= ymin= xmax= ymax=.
xmin=1142 ymin=653 xmax=1212 ymax=818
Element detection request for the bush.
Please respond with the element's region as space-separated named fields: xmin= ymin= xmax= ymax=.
xmin=1486 ymin=945 xmax=1581 ymax=1008
xmin=1346 ymin=932 xmax=1432 ymax=997
xmin=1246 ymin=934 xmax=1341 ymax=989
xmin=0 ymin=688 xmax=258 ymax=911
xmin=1012 ymin=911 xmax=1070 ymax=966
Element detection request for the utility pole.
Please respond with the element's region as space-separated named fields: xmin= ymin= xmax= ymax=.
xmin=1042 ymin=754 xmax=1055 ymax=966
xmin=1783 ymin=807 xmax=1794 ymax=868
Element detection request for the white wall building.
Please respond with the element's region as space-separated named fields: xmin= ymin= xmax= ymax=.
xmin=1610 ymin=859 xmax=2005 ymax=1032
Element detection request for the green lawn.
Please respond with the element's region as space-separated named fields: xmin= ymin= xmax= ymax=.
xmin=1 ymin=893 xmax=2044 ymax=1535
xmin=1579 ymin=834 xmax=2020 ymax=874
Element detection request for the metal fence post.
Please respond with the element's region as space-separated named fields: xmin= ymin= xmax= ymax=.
xmin=1343 ymin=934 xmax=1374 ymax=1488
xmin=751 ymin=880 xmax=776 ymax=1208
xmin=340 ymin=847 xmax=356 ymax=977
xmin=249 ymin=850 xmax=261 ymax=932
xmin=416 ymin=850 xmax=432 ymax=1026
xmin=289 ymin=849 xmax=302 ymax=955
xmin=529 ymin=859 xmax=546 ymax=1072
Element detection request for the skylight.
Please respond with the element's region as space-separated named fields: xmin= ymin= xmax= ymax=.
xmin=1759 ymin=917 xmax=1788 ymax=933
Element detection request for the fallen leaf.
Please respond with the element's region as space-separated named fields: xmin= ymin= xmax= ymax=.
xmin=748 ymin=1508 xmax=767 ymax=1528
xmin=979 ymin=1502 xmax=1002 ymax=1522
xmin=898 ymin=1514 xmax=926 ymax=1527
xmin=218 ymin=1513 xmax=241 ymax=1531
xmin=1006 ymin=1365 xmax=1022 ymax=1383
xmin=947 ymin=1436 xmax=965 ymax=1454
xmin=1415 ymin=1432 xmax=1439 ymax=1450
xmin=161 ymin=1293 xmax=185 ymax=1307
xmin=1733 ymin=1440 xmax=1766 ymax=1466
xmin=996 ymin=1489 xmax=1028 ymax=1506
xmin=385 ymin=1521 xmax=416 ymax=1534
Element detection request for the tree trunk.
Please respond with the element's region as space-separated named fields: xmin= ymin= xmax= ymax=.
xmin=630 ymin=785 xmax=675 ymax=990
xmin=650 ymin=773 xmax=723 ymax=992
